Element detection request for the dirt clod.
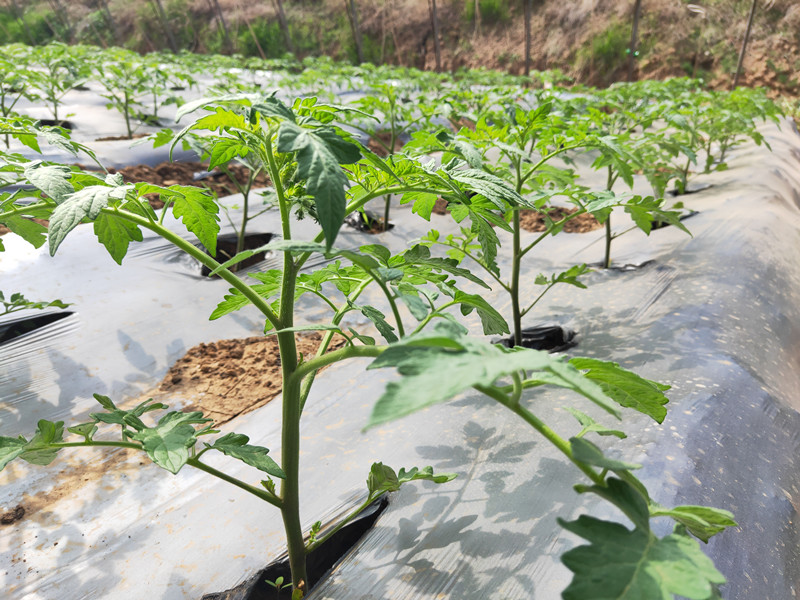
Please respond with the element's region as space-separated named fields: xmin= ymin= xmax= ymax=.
xmin=1 ymin=506 xmax=25 ymax=525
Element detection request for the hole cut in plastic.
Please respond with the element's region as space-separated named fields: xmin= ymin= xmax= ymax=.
xmin=0 ymin=311 xmax=73 ymax=346
xmin=495 ymin=325 xmax=577 ymax=352
xmin=199 ymin=232 xmax=274 ymax=277
xmin=202 ymin=496 xmax=389 ymax=600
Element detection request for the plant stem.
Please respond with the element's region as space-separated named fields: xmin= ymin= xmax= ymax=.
xmin=475 ymin=384 xmax=604 ymax=486
xmin=511 ymin=209 xmax=523 ymax=346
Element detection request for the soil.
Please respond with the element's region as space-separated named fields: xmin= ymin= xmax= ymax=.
xmin=0 ymin=505 xmax=25 ymax=525
xmin=158 ymin=332 xmax=346 ymax=425
xmin=110 ymin=161 xmax=271 ymax=210
xmin=95 ymin=133 xmax=151 ymax=142
xmin=367 ymin=131 xmax=406 ymax=157
xmin=518 ymin=206 xmax=602 ymax=234
xmin=0 ymin=161 xmax=270 ymax=237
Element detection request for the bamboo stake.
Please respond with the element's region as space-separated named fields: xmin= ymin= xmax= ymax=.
xmin=344 ymin=0 xmax=364 ymax=64
xmin=151 ymin=0 xmax=179 ymax=53
xmin=627 ymin=0 xmax=642 ymax=82
xmin=208 ymin=0 xmax=232 ymax=53
xmin=429 ymin=0 xmax=441 ymax=72
xmin=7 ymin=0 xmax=36 ymax=45
xmin=96 ymin=0 xmax=119 ymax=41
xmin=524 ymin=0 xmax=532 ymax=76
xmin=242 ymin=10 xmax=267 ymax=60
xmin=732 ymin=0 xmax=757 ymax=89
xmin=272 ymin=0 xmax=294 ymax=54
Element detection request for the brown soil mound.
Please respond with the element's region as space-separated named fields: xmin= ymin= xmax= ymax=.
xmin=112 ymin=161 xmax=270 ymax=209
xmin=158 ymin=332 xmax=345 ymax=425
xmin=519 ymin=207 xmax=602 ymax=233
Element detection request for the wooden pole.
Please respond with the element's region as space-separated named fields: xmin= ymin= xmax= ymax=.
xmin=151 ymin=0 xmax=179 ymax=53
xmin=524 ymin=0 xmax=532 ymax=76
xmin=732 ymin=0 xmax=757 ymax=89
xmin=242 ymin=12 xmax=268 ymax=60
xmin=7 ymin=0 xmax=36 ymax=45
xmin=344 ymin=0 xmax=364 ymax=64
xmin=272 ymin=0 xmax=294 ymax=54
xmin=208 ymin=0 xmax=232 ymax=52
xmin=96 ymin=0 xmax=119 ymax=42
xmin=429 ymin=0 xmax=441 ymax=72
xmin=627 ymin=0 xmax=642 ymax=82
xmin=473 ymin=0 xmax=480 ymax=36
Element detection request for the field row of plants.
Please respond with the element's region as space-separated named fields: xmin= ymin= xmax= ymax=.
xmin=0 ymin=42 xmax=784 ymax=598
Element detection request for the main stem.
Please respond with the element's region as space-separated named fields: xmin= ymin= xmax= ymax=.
xmin=510 ymin=160 xmax=524 ymax=346
xmin=266 ymin=139 xmax=308 ymax=593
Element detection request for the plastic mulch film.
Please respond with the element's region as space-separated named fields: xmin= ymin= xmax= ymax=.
xmin=3 ymin=113 xmax=800 ymax=598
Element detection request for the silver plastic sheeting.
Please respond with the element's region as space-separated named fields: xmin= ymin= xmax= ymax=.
xmin=2 ymin=103 xmax=800 ymax=599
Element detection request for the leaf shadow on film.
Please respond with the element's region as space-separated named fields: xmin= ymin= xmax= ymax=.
xmin=318 ymin=416 xmax=583 ymax=599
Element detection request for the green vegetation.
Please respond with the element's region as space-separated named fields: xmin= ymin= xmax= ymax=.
xmin=0 ymin=43 xmax=782 ymax=599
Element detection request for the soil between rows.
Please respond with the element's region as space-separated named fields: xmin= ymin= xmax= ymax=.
xmin=431 ymin=200 xmax=602 ymax=233
xmin=0 ymin=161 xmax=271 ymax=236
xmin=160 ymin=332 xmax=346 ymax=425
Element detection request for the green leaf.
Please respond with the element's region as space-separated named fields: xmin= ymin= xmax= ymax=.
xmin=566 ymin=407 xmax=626 ymax=439
xmin=129 ymin=411 xmax=211 ymax=474
xmin=0 ymin=436 xmax=27 ymax=471
xmin=569 ymin=358 xmax=670 ymax=423
xmin=449 ymin=168 xmax=529 ymax=210
xmin=454 ymin=291 xmax=509 ymax=335
xmin=360 ymin=305 xmax=398 ymax=343
xmin=22 ymin=420 xmax=65 ymax=466
xmin=367 ymin=462 xmax=456 ymax=497
xmin=208 ymin=432 xmax=285 ymax=478
xmin=570 ymin=437 xmax=641 ymax=471
xmin=1 ymin=215 xmax=48 ymax=248
xmin=169 ymin=186 xmax=220 ymax=255
xmin=208 ymin=137 xmax=251 ymax=169
xmin=49 ymin=184 xmax=130 ymax=256
xmin=559 ymin=517 xmax=726 ymax=600
xmin=399 ymin=294 xmax=429 ymax=321
xmin=650 ymin=505 xmax=737 ymax=543
xmin=367 ymin=329 xmax=619 ymax=427
xmin=277 ymin=121 xmax=359 ymax=249
xmin=67 ymin=422 xmax=98 ymax=442
xmin=24 ymin=162 xmax=73 ymax=203
xmin=93 ymin=212 xmax=143 ymax=265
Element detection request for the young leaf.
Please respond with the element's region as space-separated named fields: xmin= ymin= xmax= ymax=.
xmin=169 ymin=186 xmax=220 ymax=255
xmin=454 ymin=291 xmax=510 ymax=335
xmin=277 ymin=122 xmax=360 ymax=249
xmin=93 ymin=212 xmax=144 ymax=265
xmin=360 ymin=305 xmax=398 ymax=343
xmin=569 ymin=437 xmax=641 ymax=471
xmin=129 ymin=411 xmax=210 ymax=474
xmin=566 ymin=407 xmax=626 ymax=439
xmin=0 ymin=436 xmax=28 ymax=471
xmin=569 ymin=358 xmax=669 ymax=423
xmin=49 ymin=184 xmax=129 ymax=256
xmin=21 ymin=419 xmax=65 ymax=466
xmin=559 ymin=517 xmax=726 ymax=600
xmin=650 ymin=505 xmax=737 ymax=543
xmin=208 ymin=432 xmax=285 ymax=478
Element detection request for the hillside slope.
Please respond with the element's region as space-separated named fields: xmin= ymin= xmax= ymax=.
xmin=2 ymin=0 xmax=798 ymax=94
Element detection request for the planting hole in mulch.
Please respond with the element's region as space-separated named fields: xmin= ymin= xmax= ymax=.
xmin=0 ymin=312 xmax=73 ymax=346
xmin=519 ymin=207 xmax=603 ymax=234
xmin=651 ymin=210 xmax=699 ymax=231
xmin=592 ymin=259 xmax=656 ymax=272
xmin=495 ymin=325 xmax=577 ymax=352
xmin=202 ymin=496 xmax=389 ymax=600
xmin=159 ymin=332 xmax=346 ymax=425
xmin=668 ymin=183 xmax=713 ymax=197
xmin=37 ymin=119 xmax=74 ymax=130
xmin=344 ymin=210 xmax=394 ymax=233
xmin=196 ymin=232 xmax=274 ymax=277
